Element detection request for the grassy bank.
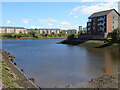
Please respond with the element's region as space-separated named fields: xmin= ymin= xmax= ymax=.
xmin=1 ymin=49 xmax=37 ymax=89
xmin=0 ymin=58 xmax=19 ymax=88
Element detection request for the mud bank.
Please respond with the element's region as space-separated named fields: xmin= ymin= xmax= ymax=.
xmin=58 ymin=39 xmax=120 ymax=51
xmin=60 ymin=74 xmax=118 ymax=88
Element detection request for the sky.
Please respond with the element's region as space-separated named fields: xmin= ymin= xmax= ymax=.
xmin=1 ymin=1 xmax=119 ymax=30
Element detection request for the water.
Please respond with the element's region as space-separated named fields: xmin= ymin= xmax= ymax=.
xmin=2 ymin=39 xmax=119 ymax=88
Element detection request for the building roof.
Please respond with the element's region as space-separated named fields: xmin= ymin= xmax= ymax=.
xmin=89 ymin=9 xmax=120 ymax=18
xmin=39 ymin=28 xmax=61 ymax=30
xmin=0 ymin=26 xmax=25 ymax=29
xmin=67 ymin=29 xmax=77 ymax=31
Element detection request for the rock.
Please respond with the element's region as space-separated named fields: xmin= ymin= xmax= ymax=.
xmin=21 ymin=69 xmax=24 ymax=72
xmin=14 ymin=63 xmax=17 ymax=66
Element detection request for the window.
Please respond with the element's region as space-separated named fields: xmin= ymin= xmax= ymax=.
xmin=113 ymin=21 xmax=114 ymax=24
xmin=88 ymin=18 xmax=92 ymax=22
xmin=88 ymin=28 xmax=90 ymax=30
xmin=113 ymin=26 xmax=114 ymax=29
xmin=104 ymin=16 xmax=106 ymax=19
xmin=113 ymin=16 xmax=114 ymax=19
xmin=88 ymin=23 xmax=91 ymax=26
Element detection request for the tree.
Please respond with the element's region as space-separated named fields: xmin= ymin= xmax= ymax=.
xmin=111 ymin=28 xmax=120 ymax=43
xmin=34 ymin=33 xmax=40 ymax=38
xmin=51 ymin=32 xmax=55 ymax=36
xmin=67 ymin=32 xmax=75 ymax=39
xmin=18 ymin=32 xmax=24 ymax=38
xmin=35 ymin=28 xmax=38 ymax=30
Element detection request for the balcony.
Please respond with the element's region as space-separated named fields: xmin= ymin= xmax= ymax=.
xmin=97 ymin=17 xmax=105 ymax=22
xmin=98 ymin=23 xmax=104 ymax=26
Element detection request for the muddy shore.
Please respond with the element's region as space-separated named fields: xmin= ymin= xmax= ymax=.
xmin=1 ymin=49 xmax=38 ymax=89
xmin=58 ymin=39 xmax=120 ymax=51
xmin=60 ymin=74 xmax=119 ymax=88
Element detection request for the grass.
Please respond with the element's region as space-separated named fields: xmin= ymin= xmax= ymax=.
xmin=84 ymin=42 xmax=105 ymax=45
xmin=0 ymin=59 xmax=19 ymax=88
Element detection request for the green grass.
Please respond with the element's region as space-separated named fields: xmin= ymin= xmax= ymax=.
xmin=84 ymin=42 xmax=105 ymax=46
xmin=0 ymin=59 xmax=19 ymax=88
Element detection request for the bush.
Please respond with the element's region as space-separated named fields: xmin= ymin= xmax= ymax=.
xmin=34 ymin=33 xmax=40 ymax=38
xmin=2 ymin=33 xmax=17 ymax=38
xmin=111 ymin=28 xmax=120 ymax=43
xmin=67 ymin=33 xmax=75 ymax=40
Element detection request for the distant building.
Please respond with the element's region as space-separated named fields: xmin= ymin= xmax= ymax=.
xmin=79 ymin=26 xmax=82 ymax=31
xmin=66 ymin=29 xmax=77 ymax=34
xmin=39 ymin=28 xmax=62 ymax=34
xmin=0 ymin=26 xmax=27 ymax=34
xmin=62 ymin=30 xmax=67 ymax=34
xmin=87 ymin=9 xmax=120 ymax=36
xmin=83 ymin=27 xmax=87 ymax=30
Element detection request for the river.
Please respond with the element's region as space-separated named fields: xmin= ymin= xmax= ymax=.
xmin=2 ymin=39 xmax=119 ymax=88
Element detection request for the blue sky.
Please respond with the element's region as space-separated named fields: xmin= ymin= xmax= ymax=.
xmin=2 ymin=2 xmax=118 ymax=30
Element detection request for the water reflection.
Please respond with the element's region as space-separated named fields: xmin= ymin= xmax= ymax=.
xmin=86 ymin=47 xmax=119 ymax=74
xmin=104 ymin=50 xmax=119 ymax=74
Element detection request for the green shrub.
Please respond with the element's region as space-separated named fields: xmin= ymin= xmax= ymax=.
xmin=67 ymin=33 xmax=75 ymax=39
xmin=111 ymin=28 xmax=120 ymax=43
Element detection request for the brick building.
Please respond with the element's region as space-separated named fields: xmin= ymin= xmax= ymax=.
xmin=87 ymin=9 xmax=120 ymax=38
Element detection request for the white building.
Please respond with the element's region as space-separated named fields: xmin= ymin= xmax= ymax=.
xmin=79 ymin=26 xmax=82 ymax=31
xmin=66 ymin=29 xmax=77 ymax=34
xmin=39 ymin=28 xmax=61 ymax=34
xmin=0 ymin=27 xmax=27 ymax=34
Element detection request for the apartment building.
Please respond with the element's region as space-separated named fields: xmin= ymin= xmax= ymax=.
xmin=87 ymin=9 xmax=120 ymax=36
xmin=0 ymin=26 xmax=27 ymax=34
xmin=66 ymin=29 xmax=77 ymax=34
xmin=39 ymin=28 xmax=61 ymax=34
xmin=62 ymin=29 xmax=77 ymax=34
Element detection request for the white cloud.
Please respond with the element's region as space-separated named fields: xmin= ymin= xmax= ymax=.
xmin=80 ymin=0 xmax=119 ymax=2
xmin=48 ymin=18 xmax=52 ymax=19
xmin=30 ymin=26 xmax=42 ymax=29
xmin=74 ymin=16 xmax=78 ymax=18
xmin=70 ymin=2 xmax=118 ymax=16
xmin=60 ymin=21 xmax=70 ymax=25
xmin=48 ymin=23 xmax=53 ymax=26
xmin=6 ymin=20 xmax=15 ymax=24
xmin=22 ymin=19 xmax=31 ymax=24
xmin=57 ymin=25 xmax=59 ymax=26
xmin=2 ymin=0 xmax=119 ymax=2
xmin=39 ymin=18 xmax=57 ymax=23
xmin=73 ymin=6 xmax=81 ymax=12
xmin=81 ymin=2 xmax=117 ymax=14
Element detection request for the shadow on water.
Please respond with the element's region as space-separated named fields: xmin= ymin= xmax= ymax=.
xmin=60 ymin=39 xmax=89 ymax=45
